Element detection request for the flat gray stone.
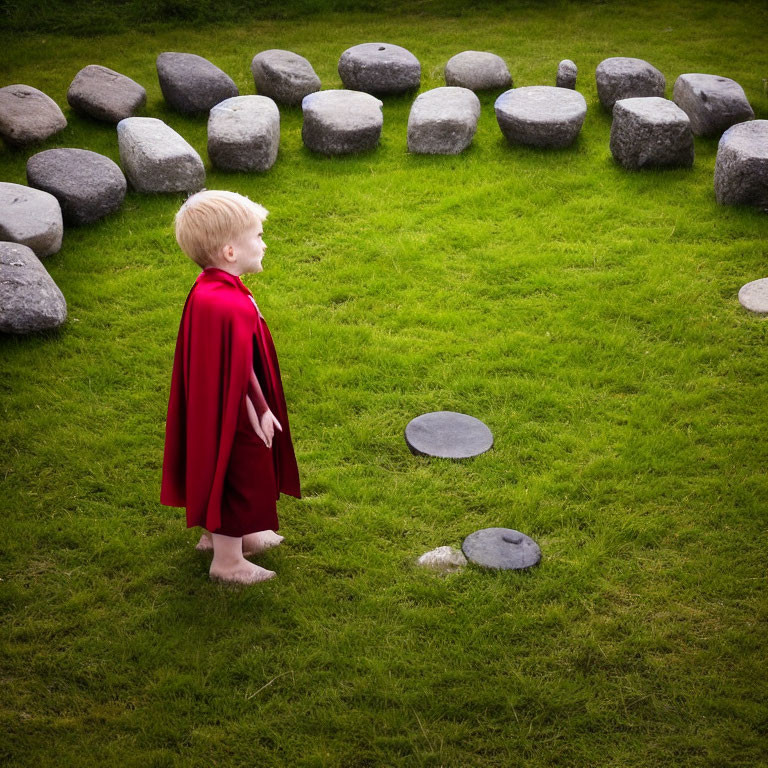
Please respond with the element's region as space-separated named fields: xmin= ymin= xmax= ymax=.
xmin=27 ymin=148 xmax=126 ymax=225
xmin=156 ymin=52 xmax=238 ymax=115
xmin=610 ymin=97 xmax=693 ymax=170
xmin=407 ymin=86 xmax=481 ymax=155
xmin=495 ymin=86 xmax=587 ymax=148
xmin=208 ymin=96 xmax=280 ymax=172
xmin=444 ymin=51 xmax=511 ymax=91
xmin=0 ymin=85 xmax=67 ymax=147
xmin=0 ymin=183 xmax=63 ymax=257
xmin=0 ymin=242 xmax=67 ymax=333
xmin=674 ymin=73 xmax=754 ymax=138
xmin=462 ymin=528 xmax=541 ymax=570
xmin=557 ymin=59 xmax=577 ymax=89
xmin=738 ymin=278 xmax=768 ymax=314
xmin=251 ymin=49 xmax=321 ymax=107
xmin=338 ymin=42 xmax=420 ymax=95
xmin=405 ymin=411 xmax=493 ymax=459
xmin=715 ymin=120 xmax=768 ymax=210
xmin=595 ymin=57 xmax=665 ymax=110
xmin=301 ymin=90 xmax=383 ymax=155
xmin=67 ymin=65 xmax=146 ymax=123
xmin=117 ymin=117 xmax=205 ymax=193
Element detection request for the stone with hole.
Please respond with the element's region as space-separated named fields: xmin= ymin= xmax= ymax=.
xmin=67 ymin=65 xmax=146 ymax=123
xmin=407 ymin=86 xmax=481 ymax=155
xmin=338 ymin=42 xmax=420 ymax=95
xmin=595 ymin=57 xmax=665 ymax=110
xmin=444 ymin=51 xmax=511 ymax=91
xmin=673 ymin=73 xmax=754 ymax=138
xmin=0 ymin=85 xmax=67 ymax=147
xmin=462 ymin=528 xmax=541 ymax=570
xmin=0 ymin=182 xmax=63 ymax=257
xmin=251 ymin=49 xmax=321 ymax=107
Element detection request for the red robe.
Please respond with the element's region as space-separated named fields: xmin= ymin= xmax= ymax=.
xmin=161 ymin=267 xmax=300 ymax=534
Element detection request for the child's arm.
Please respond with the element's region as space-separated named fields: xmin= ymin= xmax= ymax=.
xmin=246 ymin=368 xmax=282 ymax=448
xmin=247 ymin=368 xmax=269 ymax=417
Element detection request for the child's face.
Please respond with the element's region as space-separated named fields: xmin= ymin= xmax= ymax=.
xmin=225 ymin=222 xmax=267 ymax=275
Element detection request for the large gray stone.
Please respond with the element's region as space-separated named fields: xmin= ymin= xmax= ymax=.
xmin=117 ymin=117 xmax=205 ymax=193
xmin=0 ymin=85 xmax=67 ymax=147
xmin=738 ymin=278 xmax=768 ymax=314
xmin=156 ymin=52 xmax=238 ymax=115
xmin=0 ymin=183 xmax=63 ymax=258
xmin=462 ymin=528 xmax=541 ymax=570
xmin=557 ymin=59 xmax=578 ymax=89
xmin=0 ymin=242 xmax=67 ymax=333
xmin=610 ymin=97 xmax=693 ymax=170
xmin=338 ymin=43 xmax=420 ymax=95
xmin=301 ymin=90 xmax=383 ymax=155
xmin=495 ymin=86 xmax=587 ymax=148
xmin=407 ymin=87 xmax=481 ymax=155
xmin=405 ymin=411 xmax=493 ymax=459
xmin=208 ymin=96 xmax=280 ymax=172
xmin=595 ymin=57 xmax=665 ymax=110
xmin=714 ymin=120 xmax=768 ymax=210
xmin=67 ymin=65 xmax=146 ymax=123
xmin=673 ymin=73 xmax=754 ymax=138
xmin=27 ymin=148 xmax=126 ymax=225
xmin=444 ymin=51 xmax=511 ymax=91
xmin=251 ymin=49 xmax=321 ymax=107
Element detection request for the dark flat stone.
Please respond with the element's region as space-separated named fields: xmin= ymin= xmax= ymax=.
xmin=405 ymin=411 xmax=493 ymax=459
xmin=462 ymin=528 xmax=541 ymax=570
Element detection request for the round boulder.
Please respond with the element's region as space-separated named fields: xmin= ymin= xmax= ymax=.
xmin=338 ymin=42 xmax=420 ymax=95
xmin=0 ymin=85 xmax=67 ymax=147
xmin=673 ymin=73 xmax=754 ymax=138
xmin=407 ymin=86 xmax=481 ymax=155
xmin=0 ymin=182 xmax=63 ymax=257
xmin=67 ymin=65 xmax=146 ymax=123
xmin=444 ymin=51 xmax=511 ymax=91
xmin=557 ymin=59 xmax=578 ymax=89
xmin=495 ymin=86 xmax=587 ymax=148
xmin=251 ymin=49 xmax=321 ymax=107
xmin=738 ymin=278 xmax=768 ymax=314
xmin=301 ymin=90 xmax=383 ymax=155
xmin=156 ymin=52 xmax=239 ymax=115
xmin=27 ymin=148 xmax=127 ymax=225
xmin=595 ymin=57 xmax=665 ymax=110
xmin=0 ymin=242 xmax=67 ymax=333
xmin=404 ymin=411 xmax=493 ymax=459
xmin=714 ymin=120 xmax=768 ymax=210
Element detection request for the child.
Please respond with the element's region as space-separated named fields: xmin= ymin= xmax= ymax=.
xmin=161 ymin=190 xmax=301 ymax=585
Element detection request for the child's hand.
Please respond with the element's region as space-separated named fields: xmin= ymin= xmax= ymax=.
xmin=259 ymin=410 xmax=282 ymax=449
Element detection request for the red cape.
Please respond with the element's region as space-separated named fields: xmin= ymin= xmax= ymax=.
xmin=161 ymin=267 xmax=300 ymax=532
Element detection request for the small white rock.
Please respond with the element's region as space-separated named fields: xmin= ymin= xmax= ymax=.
xmin=416 ymin=546 xmax=467 ymax=573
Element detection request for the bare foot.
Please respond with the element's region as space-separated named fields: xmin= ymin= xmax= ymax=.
xmin=209 ymin=561 xmax=276 ymax=585
xmin=243 ymin=530 xmax=284 ymax=556
xmin=196 ymin=533 xmax=213 ymax=552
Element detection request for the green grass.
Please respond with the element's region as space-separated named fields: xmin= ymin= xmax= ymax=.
xmin=2 ymin=2 xmax=768 ymax=766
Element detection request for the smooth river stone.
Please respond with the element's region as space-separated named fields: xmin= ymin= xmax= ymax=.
xmin=407 ymin=86 xmax=481 ymax=155
xmin=462 ymin=528 xmax=542 ymax=570
xmin=301 ymin=89 xmax=383 ymax=155
xmin=156 ymin=52 xmax=239 ymax=115
xmin=0 ymin=182 xmax=63 ymax=257
xmin=738 ymin=278 xmax=768 ymax=314
xmin=673 ymin=73 xmax=754 ymax=138
xmin=405 ymin=411 xmax=493 ymax=459
xmin=338 ymin=42 xmax=420 ymax=95
xmin=595 ymin=57 xmax=665 ymax=110
xmin=714 ymin=120 xmax=768 ymax=210
xmin=67 ymin=65 xmax=147 ymax=123
xmin=251 ymin=49 xmax=321 ymax=106
xmin=0 ymin=85 xmax=67 ymax=147
xmin=444 ymin=51 xmax=511 ymax=91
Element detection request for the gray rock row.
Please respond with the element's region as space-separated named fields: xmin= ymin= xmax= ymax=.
xmin=462 ymin=528 xmax=541 ymax=570
xmin=156 ymin=52 xmax=238 ymax=115
xmin=714 ymin=120 xmax=768 ymax=210
xmin=27 ymin=148 xmax=127 ymax=225
xmin=444 ymin=51 xmax=511 ymax=91
xmin=338 ymin=42 xmax=420 ymax=95
xmin=251 ymin=49 xmax=321 ymax=107
xmin=557 ymin=59 xmax=577 ymax=89
xmin=407 ymin=86 xmax=481 ymax=155
xmin=67 ymin=65 xmax=146 ymax=123
xmin=596 ymin=57 xmax=665 ymax=110
xmin=673 ymin=73 xmax=754 ymax=138
xmin=301 ymin=89 xmax=383 ymax=155
xmin=0 ymin=84 xmax=67 ymax=147
xmin=738 ymin=278 xmax=768 ymax=314
xmin=495 ymin=86 xmax=587 ymax=148
xmin=610 ymin=97 xmax=693 ymax=170
xmin=117 ymin=117 xmax=205 ymax=193
xmin=404 ymin=411 xmax=493 ymax=459
xmin=0 ymin=182 xmax=63 ymax=257
xmin=0 ymin=242 xmax=67 ymax=334
xmin=208 ymin=96 xmax=280 ymax=172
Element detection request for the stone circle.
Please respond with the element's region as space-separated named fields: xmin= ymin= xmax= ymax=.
xmin=610 ymin=97 xmax=694 ymax=170
xmin=117 ymin=117 xmax=205 ymax=193
xmin=301 ymin=90 xmax=383 ymax=155
xmin=714 ymin=120 xmax=768 ymax=210
xmin=67 ymin=65 xmax=147 ymax=123
xmin=407 ymin=86 xmax=481 ymax=155
xmin=444 ymin=51 xmax=511 ymax=91
xmin=738 ymin=278 xmax=768 ymax=314
xmin=338 ymin=42 xmax=420 ymax=95
xmin=251 ymin=49 xmax=321 ymax=107
xmin=0 ymin=85 xmax=67 ymax=147
xmin=595 ymin=57 xmax=665 ymax=110
xmin=404 ymin=411 xmax=493 ymax=459
xmin=673 ymin=73 xmax=754 ymax=138
xmin=156 ymin=52 xmax=239 ymax=115
xmin=495 ymin=86 xmax=587 ymax=148
xmin=416 ymin=546 xmax=468 ymax=574
xmin=26 ymin=148 xmax=127 ymax=225
xmin=0 ymin=242 xmax=67 ymax=334
xmin=462 ymin=528 xmax=542 ymax=570
xmin=0 ymin=182 xmax=63 ymax=258
xmin=557 ymin=59 xmax=578 ymax=89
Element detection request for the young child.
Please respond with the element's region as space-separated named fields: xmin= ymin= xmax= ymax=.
xmin=161 ymin=190 xmax=301 ymax=585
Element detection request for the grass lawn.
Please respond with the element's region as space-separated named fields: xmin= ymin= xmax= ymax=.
xmin=2 ymin=2 xmax=768 ymax=765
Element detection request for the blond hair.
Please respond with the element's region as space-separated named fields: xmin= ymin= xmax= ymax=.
xmin=174 ymin=189 xmax=268 ymax=267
